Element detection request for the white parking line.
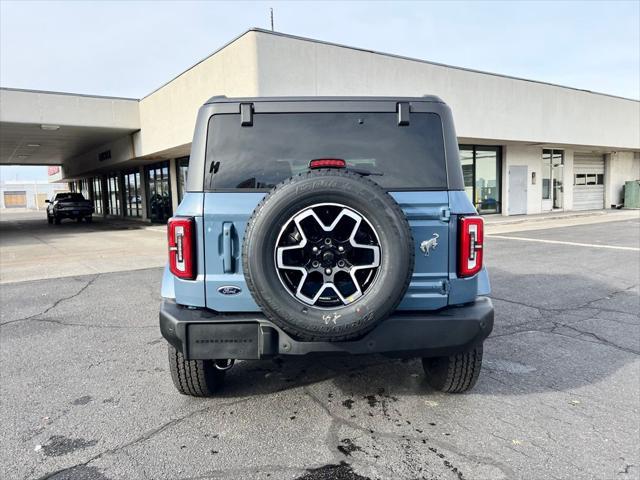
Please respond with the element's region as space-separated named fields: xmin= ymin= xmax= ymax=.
xmin=487 ymin=235 xmax=640 ymax=251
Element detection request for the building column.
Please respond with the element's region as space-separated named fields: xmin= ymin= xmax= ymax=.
xmin=169 ymin=158 xmax=180 ymax=214
xmin=501 ymin=145 xmax=510 ymax=216
xmin=118 ymin=173 xmax=126 ymax=218
xmin=101 ymin=177 xmax=108 ymax=218
xmin=88 ymin=177 xmax=94 ymax=206
xmin=604 ymin=153 xmax=614 ymax=208
xmin=563 ymin=150 xmax=574 ymax=212
xmin=139 ymin=166 xmax=149 ymax=222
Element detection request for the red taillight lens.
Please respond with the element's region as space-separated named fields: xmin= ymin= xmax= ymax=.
xmin=309 ymin=158 xmax=346 ymax=169
xmin=458 ymin=216 xmax=484 ymax=278
xmin=168 ymin=217 xmax=196 ymax=280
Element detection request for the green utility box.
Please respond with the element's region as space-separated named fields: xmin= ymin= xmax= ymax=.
xmin=624 ymin=180 xmax=640 ymax=209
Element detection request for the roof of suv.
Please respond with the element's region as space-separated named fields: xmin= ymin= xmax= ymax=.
xmin=204 ymin=95 xmax=445 ymax=105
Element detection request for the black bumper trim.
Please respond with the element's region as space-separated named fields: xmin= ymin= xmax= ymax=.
xmin=54 ymin=210 xmax=93 ymax=218
xmin=159 ymin=297 xmax=494 ymax=360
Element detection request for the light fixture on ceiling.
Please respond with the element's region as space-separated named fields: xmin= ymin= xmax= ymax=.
xmin=17 ymin=155 xmax=30 ymax=159
xmin=40 ymin=124 xmax=60 ymax=131
xmin=26 ymin=143 xmax=41 ymax=147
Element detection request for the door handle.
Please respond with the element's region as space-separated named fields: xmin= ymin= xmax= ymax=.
xmin=222 ymin=222 xmax=235 ymax=273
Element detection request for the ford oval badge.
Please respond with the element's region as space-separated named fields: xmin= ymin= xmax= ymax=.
xmin=218 ymin=285 xmax=242 ymax=296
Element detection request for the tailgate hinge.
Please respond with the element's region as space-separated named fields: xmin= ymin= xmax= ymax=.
xmin=440 ymin=207 xmax=451 ymax=222
xmin=240 ymin=103 xmax=254 ymax=126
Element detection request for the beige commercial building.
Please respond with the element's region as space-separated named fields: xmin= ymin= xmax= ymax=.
xmin=1 ymin=28 xmax=638 ymax=221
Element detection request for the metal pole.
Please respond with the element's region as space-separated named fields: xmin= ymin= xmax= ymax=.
xmin=270 ymin=8 xmax=274 ymax=31
xmin=34 ymin=181 xmax=39 ymax=211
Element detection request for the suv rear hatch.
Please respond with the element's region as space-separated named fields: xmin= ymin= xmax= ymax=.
xmin=202 ymin=106 xmax=451 ymax=312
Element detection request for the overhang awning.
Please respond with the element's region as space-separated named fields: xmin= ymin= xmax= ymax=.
xmin=0 ymin=88 xmax=140 ymax=166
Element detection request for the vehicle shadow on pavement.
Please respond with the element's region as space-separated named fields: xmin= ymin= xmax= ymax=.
xmin=0 ymin=214 xmax=157 ymax=248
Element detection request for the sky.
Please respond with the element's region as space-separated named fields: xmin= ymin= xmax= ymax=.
xmin=1 ymin=0 xmax=639 ymax=180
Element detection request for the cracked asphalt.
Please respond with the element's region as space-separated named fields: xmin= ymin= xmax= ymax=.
xmin=1 ymin=216 xmax=639 ymax=480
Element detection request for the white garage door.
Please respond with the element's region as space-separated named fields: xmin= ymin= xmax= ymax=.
xmin=573 ymin=153 xmax=604 ymax=211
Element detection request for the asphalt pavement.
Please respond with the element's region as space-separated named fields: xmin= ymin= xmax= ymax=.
xmin=1 ymin=217 xmax=638 ymax=480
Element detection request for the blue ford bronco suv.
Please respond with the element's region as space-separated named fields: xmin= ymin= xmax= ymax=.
xmin=160 ymin=96 xmax=493 ymax=396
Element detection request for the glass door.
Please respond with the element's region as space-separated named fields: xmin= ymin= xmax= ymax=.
xmin=124 ymin=170 xmax=142 ymax=217
xmin=145 ymin=161 xmax=172 ymax=223
xmin=107 ymin=173 xmax=121 ymax=216
xmin=459 ymin=145 xmax=502 ymax=214
xmin=542 ymin=149 xmax=564 ymax=210
xmin=92 ymin=177 xmax=103 ymax=214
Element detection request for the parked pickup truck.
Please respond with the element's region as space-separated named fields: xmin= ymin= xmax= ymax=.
xmin=160 ymin=96 xmax=494 ymax=396
xmin=46 ymin=192 xmax=94 ymax=224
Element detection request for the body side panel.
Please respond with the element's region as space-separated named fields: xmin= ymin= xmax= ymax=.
xmin=203 ymin=192 xmax=265 ymax=311
xmin=162 ymin=192 xmax=206 ymax=306
xmin=390 ymin=191 xmax=450 ymax=310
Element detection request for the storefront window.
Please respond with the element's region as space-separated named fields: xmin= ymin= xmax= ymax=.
xmin=459 ymin=145 xmax=502 ymax=214
xmin=107 ymin=173 xmax=121 ymax=216
xmin=123 ymin=170 xmax=141 ymax=217
xmin=146 ymin=161 xmax=172 ymax=223
xmin=176 ymin=156 xmax=190 ymax=202
xmin=92 ymin=177 xmax=103 ymax=214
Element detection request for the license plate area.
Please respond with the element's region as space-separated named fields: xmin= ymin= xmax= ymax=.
xmin=187 ymin=323 xmax=260 ymax=360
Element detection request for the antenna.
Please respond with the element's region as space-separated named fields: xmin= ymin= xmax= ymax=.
xmin=270 ymin=7 xmax=274 ymax=31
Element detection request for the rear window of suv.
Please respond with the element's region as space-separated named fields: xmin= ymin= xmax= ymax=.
xmin=55 ymin=193 xmax=85 ymax=201
xmin=205 ymin=112 xmax=447 ymax=190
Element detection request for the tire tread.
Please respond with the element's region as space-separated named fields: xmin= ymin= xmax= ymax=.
xmin=423 ymin=344 xmax=483 ymax=393
xmin=167 ymin=345 xmax=224 ymax=396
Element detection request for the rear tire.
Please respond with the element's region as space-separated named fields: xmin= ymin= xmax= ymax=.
xmin=167 ymin=344 xmax=226 ymax=397
xmin=47 ymin=215 xmax=53 ymax=224
xmin=54 ymin=216 xmax=61 ymax=225
xmin=422 ymin=344 xmax=483 ymax=393
xmin=76 ymin=217 xmax=83 ymax=223
xmin=85 ymin=216 xmax=93 ymax=223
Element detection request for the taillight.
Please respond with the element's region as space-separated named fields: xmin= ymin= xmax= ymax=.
xmin=168 ymin=217 xmax=196 ymax=280
xmin=458 ymin=216 xmax=484 ymax=278
xmin=309 ymin=158 xmax=346 ymax=169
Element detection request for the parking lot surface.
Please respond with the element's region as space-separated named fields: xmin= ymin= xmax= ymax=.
xmin=0 ymin=210 xmax=166 ymax=284
xmin=1 ymin=216 xmax=638 ymax=480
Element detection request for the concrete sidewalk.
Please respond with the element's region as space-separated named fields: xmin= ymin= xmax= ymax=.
xmin=0 ymin=210 xmax=166 ymax=284
xmin=485 ymin=209 xmax=639 ymax=234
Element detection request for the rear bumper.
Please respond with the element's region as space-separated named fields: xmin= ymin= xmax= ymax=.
xmin=159 ymin=297 xmax=494 ymax=360
xmin=53 ymin=208 xmax=93 ymax=218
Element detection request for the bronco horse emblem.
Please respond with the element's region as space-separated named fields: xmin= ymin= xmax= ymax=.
xmin=420 ymin=233 xmax=439 ymax=256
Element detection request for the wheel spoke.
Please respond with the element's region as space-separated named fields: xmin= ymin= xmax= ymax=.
xmin=275 ymin=203 xmax=381 ymax=308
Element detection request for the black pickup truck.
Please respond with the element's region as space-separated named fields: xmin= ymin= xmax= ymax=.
xmin=46 ymin=193 xmax=94 ymax=224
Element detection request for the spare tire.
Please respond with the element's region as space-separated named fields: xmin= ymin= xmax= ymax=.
xmin=242 ymin=169 xmax=414 ymax=341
